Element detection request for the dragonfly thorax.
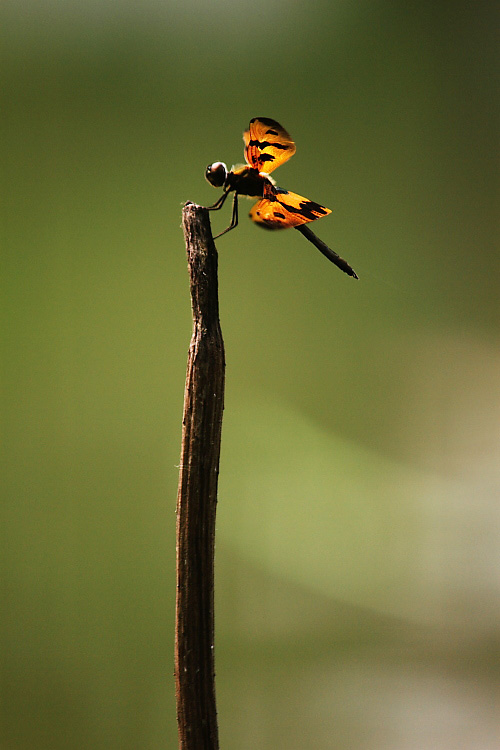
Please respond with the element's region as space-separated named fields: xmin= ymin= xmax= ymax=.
xmin=226 ymin=166 xmax=271 ymax=198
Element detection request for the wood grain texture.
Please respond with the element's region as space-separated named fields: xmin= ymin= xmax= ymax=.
xmin=175 ymin=202 xmax=224 ymax=750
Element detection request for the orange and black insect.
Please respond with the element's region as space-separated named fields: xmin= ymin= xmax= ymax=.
xmin=204 ymin=117 xmax=358 ymax=278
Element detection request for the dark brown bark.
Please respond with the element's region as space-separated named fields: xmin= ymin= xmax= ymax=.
xmin=175 ymin=202 xmax=224 ymax=750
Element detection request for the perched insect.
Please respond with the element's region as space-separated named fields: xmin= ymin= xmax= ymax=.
xmin=204 ymin=117 xmax=358 ymax=278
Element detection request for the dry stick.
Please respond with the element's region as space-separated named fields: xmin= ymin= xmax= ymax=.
xmin=175 ymin=202 xmax=225 ymax=750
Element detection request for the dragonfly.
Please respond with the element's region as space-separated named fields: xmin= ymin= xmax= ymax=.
xmin=204 ymin=117 xmax=358 ymax=279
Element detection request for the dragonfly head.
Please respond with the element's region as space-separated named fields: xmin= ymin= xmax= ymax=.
xmin=205 ymin=161 xmax=228 ymax=188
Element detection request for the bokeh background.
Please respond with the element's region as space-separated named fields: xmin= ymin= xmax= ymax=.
xmin=2 ymin=1 xmax=498 ymax=748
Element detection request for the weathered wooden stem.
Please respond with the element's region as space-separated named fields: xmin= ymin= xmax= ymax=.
xmin=175 ymin=202 xmax=225 ymax=750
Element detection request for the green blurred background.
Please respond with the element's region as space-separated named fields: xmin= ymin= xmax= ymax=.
xmin=2 ymin=1 xmax=498 ymax=748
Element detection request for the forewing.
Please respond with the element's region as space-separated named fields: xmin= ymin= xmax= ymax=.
xmin=243 ymin=117 xmax=296 ymax=173
xmin=249 ymin=188 xmax=331 ymax=229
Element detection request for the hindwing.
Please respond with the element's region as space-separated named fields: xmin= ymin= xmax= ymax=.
xmin=249 ymin=187 xmax=331 ymax=229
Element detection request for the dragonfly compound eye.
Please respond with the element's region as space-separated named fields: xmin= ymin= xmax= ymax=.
xmin=205 ymin=162 xmax=227 ymax=188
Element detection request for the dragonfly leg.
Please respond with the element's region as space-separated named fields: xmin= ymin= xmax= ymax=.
xmin=213 ymin=193 xmax=239 ymax=239
xmin=204 ymin=188 xmax=231 ymax=211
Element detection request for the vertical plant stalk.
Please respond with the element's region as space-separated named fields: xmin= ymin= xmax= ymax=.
xmin=175 ymin=202 xmax=225 ymax=750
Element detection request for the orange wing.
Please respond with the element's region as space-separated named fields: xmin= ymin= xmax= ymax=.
xmin=243 ymin=117 xmax=296 ymax=174
xmin=249 ymin=187 xmax=331 ymax=229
